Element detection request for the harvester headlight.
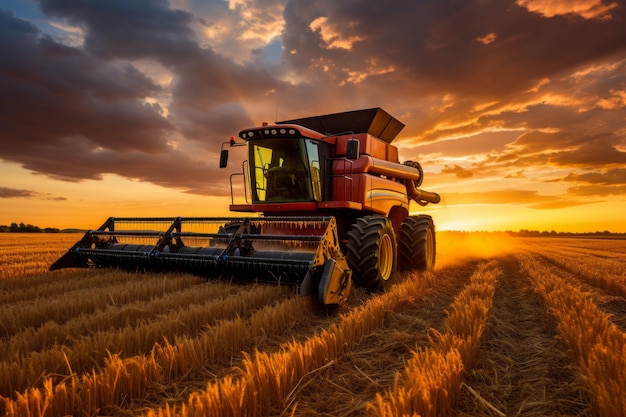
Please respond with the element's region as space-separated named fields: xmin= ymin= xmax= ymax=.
xmin=271 ymin=129 xmax=277 ymax=135
xmin=264 ymin=129 xmax=270 ymax=135
xmin=279 ymin=128 xmax=286 ymax=134
xmin=289 ymin=129 xmax=296 ymax=135
xmin=247 ymin=131 xmax=254 ymax=138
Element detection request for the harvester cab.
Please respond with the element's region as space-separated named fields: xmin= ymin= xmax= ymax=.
xmin=51 ymin=108 xmax=440 ymax=306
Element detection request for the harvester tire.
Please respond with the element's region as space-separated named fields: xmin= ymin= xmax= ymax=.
xmin=346 ymin=215 xmax=397 ymax=292
xmin=398 ymin=215 xmax=435 ymax=271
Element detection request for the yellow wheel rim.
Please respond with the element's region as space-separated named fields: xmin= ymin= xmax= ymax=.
xmin=379 ymin=233 xmax=393 ymax=280
xmin=426 ymin=228 xmax=435 ymax=270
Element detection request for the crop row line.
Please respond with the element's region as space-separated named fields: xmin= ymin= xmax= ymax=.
xmin=2 ymin=286 xmax=319 ymax=417
xmin=0 ymin=283 xmax=288 ymax=399
xmin=141 ymin=269 xmax=444 ymax=417
xmin=0 ymin=269 xmax=184 ymax=305
xmin=0 ymin=274 xmax=203 ymax=339
xmin=524 ymin=238 xmax=626 ymax=258
xmin=370 ymin=261 xmax=501 ymax=417
xmin=527 ymin=247 xmax=626 ymax=299
xmin=517 ymin=253 xmax=626 ymax=416
xmin=1 ymin=281 xmax=253 ymax=357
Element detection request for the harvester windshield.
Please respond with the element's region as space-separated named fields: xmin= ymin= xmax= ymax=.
xmin=250 ymin=138 xmax=325 ymax=202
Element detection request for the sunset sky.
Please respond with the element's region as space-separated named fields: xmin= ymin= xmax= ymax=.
xmin=1 ymin=0 xmax=625 ymax=232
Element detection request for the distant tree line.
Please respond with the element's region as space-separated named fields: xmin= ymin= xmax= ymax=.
xmin=0 ymin=222 xmax=60 ymax=233
xmin=512 ymin=229 xmax=625 ymax=238
xmin=444 ymin=230 xmax=626 ymax=238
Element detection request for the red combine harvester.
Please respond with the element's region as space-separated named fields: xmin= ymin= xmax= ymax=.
xmin=51 ymin=108 xmax=440 ymax=305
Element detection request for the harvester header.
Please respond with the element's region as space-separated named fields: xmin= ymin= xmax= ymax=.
xmin=52 ymin=108 xmax=440 ymax=305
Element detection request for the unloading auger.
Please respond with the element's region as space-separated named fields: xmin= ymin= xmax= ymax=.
xmin=52 ymin=108 xmax=440 ymax=305
xmin=51 ymin=216 xmax=352 ymax=305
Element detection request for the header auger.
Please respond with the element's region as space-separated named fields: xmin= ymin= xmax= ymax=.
xmin=52 ymin=108 xmax=440 ymax=305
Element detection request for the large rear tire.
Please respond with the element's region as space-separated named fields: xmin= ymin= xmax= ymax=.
xmin=346 ymin=215 xmax=397 ymax=292
xmin=398 ymin=215 xmax=436 ymax=271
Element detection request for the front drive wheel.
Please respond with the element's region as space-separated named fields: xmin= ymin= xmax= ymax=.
xmin=346 ymin=215 xmax=397 ymax=292
xmin=398 ymin=215 xmax=436 ymax=271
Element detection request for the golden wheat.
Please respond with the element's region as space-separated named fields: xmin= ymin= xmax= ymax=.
xmin=2 ymin=292 xmax=318 ymax=416
xmin=371 ymin=348 xmax=463 ymax=417
xmin=0 ymin=283 xmax=290 ymax=398
xmin=0 ymin=272 xmax=202 ymax=338
xmin=525 ymin=237 xmax=626 ymax=258
xmin=2 ymin=233 xmax=625 ymax=417
xmin=0 ymin=234 xmax=80 ymax=279
xmin=141 ymin=272 xmax=437 ymax=417
xmin=522 ymin=241 xmax=626 ymax=298
xmin=369 ymin=261 xmax=500 ymax=417
xmin=517 ymin=252 xmax=626 ymax=416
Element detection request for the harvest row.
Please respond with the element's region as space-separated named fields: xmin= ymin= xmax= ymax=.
xmin=521 ymin=238 xmax=626 ymax=299
xmin=2 ymin=261 xmax=500 ymax=416
xmin=0 ymin=281 xmax=291 ymax=397
xmin=517 ymin=252 xmax=626 ymax=416
xmin=371 ymin=261 xmax=501 ymax=416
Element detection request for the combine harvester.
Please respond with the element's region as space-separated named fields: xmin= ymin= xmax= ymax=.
xmin=51 ymin=108 xmax=440 ymax=305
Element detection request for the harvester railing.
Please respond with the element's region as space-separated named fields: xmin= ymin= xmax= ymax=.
xmin=229 ymin=160 xmax=250 ymax=204
xmin=327 ymin=157 xmax=354 ymax=202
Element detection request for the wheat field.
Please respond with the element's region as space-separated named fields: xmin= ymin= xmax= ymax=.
xmin=0 ymin=232 xmax=625 ymax=417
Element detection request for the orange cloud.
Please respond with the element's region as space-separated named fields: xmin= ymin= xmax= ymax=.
xmin=441 ymin=164 xmax=474 ymax=178
xmin=516 ymin=0 xmax=619 ymax=20
xmin=476 ymin=32 xmax=497 ymax=45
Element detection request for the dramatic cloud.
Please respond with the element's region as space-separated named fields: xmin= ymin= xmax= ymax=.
xmin=1 ymin=0 xmax=625 ymax=225
xmin=516 ymin=0 xmax=619 ymax=20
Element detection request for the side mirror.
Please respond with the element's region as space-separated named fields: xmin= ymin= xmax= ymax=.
xmin=219 ymin=149 xmax=229 ymax=168
xmin=346 ymin=138 xmax=360 ymax=159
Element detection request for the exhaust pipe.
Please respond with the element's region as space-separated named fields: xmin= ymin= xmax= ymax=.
xmin=402 ymin=160 xmax=441 ymax=205
xmin=407 ymin=183 xmax=441 ymax=205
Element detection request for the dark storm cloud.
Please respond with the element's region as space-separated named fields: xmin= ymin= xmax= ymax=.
xmin=39 ymin=0 xmax=198 ymax=61
xmin=168 ymin=57 xmax=279 ymax=139
xmin=12 ymin=133 xmax=232 ymax=195
xmin=282 ymin=0 xmax=626 ymax=99
xmin=0 ymin=4 xmax=275 ymax=195
xmin=0 ymin=10 xmax=172 ymax=160
xmin=38 ymin=0 xmax=278 ymax=128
